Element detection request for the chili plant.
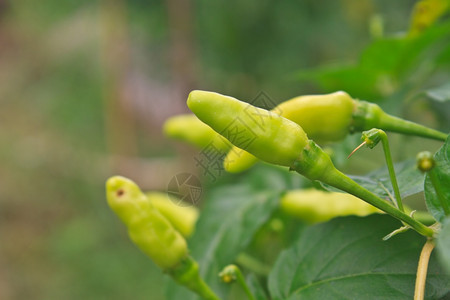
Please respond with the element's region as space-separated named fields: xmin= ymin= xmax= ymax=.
xmin=105 ymin=2 xmax=450 ymax=299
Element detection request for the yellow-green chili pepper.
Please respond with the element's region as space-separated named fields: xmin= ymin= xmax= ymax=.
xmin=187 ymin=90 xmax=435 ymax=238
xmin=188 ymin=90 xmax=308 ymax=167
xmin=224 ymin=91 xmax=354 ymax=172
xmin=224 ymin=149 xmax=259 ymax=173
xmin=146 ymin=192 xmax=199 ymax=238
xmin=224 ymin=91 xmax=447 ymax=173
xmin=106 ymin=176 xmax=188 ymax=269
xmin=164 ymin=114 xmax=231 ymax=151
xmin=280 ymin=189 xmax=380 ymax=224
xmin=278 ymin=91 xmax=355 ymax=143
xmin=106 ymin=176 xmax=219 ymax=300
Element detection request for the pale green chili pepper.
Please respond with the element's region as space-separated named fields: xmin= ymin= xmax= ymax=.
xmin=188 ymin=90 xmax=435 ymax=238
xmin=225 ymin=91 xmax=354 ymax=172
xmin=188 ymin=90 xmax=308 ymax=167
xmin=280 ymin=188 xmax=380 ymax=224
xmin=164 ymin=114 xmax=231 ymax=152
xmin=224 ymin=91 xmax=447 ymax=173
xmin=146 ymin=192 xmax=199 ymax=238
xmin=106 ymin=176 xmax=188 ymax=270
xmin=106 ymin=176 xmax=219 ymax=300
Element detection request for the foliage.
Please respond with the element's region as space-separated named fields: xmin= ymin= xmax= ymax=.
xmin=153 ymin=2 xmax=450 ymax=299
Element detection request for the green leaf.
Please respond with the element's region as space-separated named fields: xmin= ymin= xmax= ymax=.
xmin=423 ymin=83 xmax=450 ymax=128
xmin=425 ymin=135 xmax=450 ymax=223
xmin=295 ymin=64 xmax=381 ymax=100
xmin=322 ymin=159 xmax=424 ymax=203
xmin=425 ymin=82 xmax=450 ymax=103
xmin=247 ymin=273 xmax=269 ymax=300
xmin=268 ymin=215 xmax=450 ymax=300
xmin=165 ymin=167 xmax=288 ymax=299
xmin=295 ymin=21 xmax=450 ymax=100
xmin=437 ymin=217 xmax=450 ymax=274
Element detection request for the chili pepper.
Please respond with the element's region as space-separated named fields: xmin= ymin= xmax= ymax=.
xmin=225 ymin=91 xmax=447 ymax=173
xmin=188 ymin=91 xmax=435 ymax=237
xmin=146 ymin=192 xmax=199 ymax=237
xmin=188 ymin=90 xmax=308 ymax=167
xmin=225 ymin=91 xmax=354 ymax=172
xmin=106 ymin=176 xmax=219 ymax=300
xmin=224 ymin=149 xmax=259 ymax=173
xmin=164 ymin=114 xmax=231 ymax=151
xmin=278 ymin=91 xmax=355 ymax=143
xmin=106 ymin=176 xmax=188 ymax=269
xmin=280 ymin=189 xmax=380 ymax=224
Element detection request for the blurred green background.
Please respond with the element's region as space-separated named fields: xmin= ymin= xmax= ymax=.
xmin=1 ymin=0 xmax=448 ymax=299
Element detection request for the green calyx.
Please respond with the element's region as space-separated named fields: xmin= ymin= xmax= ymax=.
xmin=361 ymin=128 xmax=383 ymax=149
xmin=187 ymin=90 xmax=309 ymax=167
xmin=168 ymin=256 xmax=220 ymax=300
xmin=291 ymin=140 xmax=337 ymax=181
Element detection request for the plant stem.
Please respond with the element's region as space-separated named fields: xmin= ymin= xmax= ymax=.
xmin=292 ymin=141 xmax=435 ymax=237
xmin=377 ymin=110 xmax=447 ymax=141
xmin=429 ymin=170 xmax=450 ymax=216
xmin=219 ymin=265 xmax=255 ymax=300
xmin=414 ymin=240 xmax=435 ymax=300
xmin=170 ymin=256 xmax=220 ymax=300
xmin=378 ymin=130 xmax=404 ymax=212
xmin=232 ymin=267 xmax=255 ymax=300
xmin=236 ymin=253 xmax=271 ymax=276
xmin=322 ymin=168 xmax=434 ymax=237
xmin=352 ymin=101 xmax=447 ymax=141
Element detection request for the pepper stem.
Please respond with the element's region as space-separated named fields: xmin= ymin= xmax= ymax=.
xmin=351 ymin=129 xmax=405 ymax=212
xmin=169 ymin=256 xmax=220 ymax=300
xmin=292 ymin=141 xmax=434 ymax=238
xmin=324 ymin=167 xmax=433 ymax=237
xmin=378 ymin=130 xmax=404 ymax=212
xmin=352 ymin=100 xmax=447 ymax=141
xmin=219 ymin=264 xmax=255 ymax=300
xmin=414 ymin=240 xmax=435 ymax=300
